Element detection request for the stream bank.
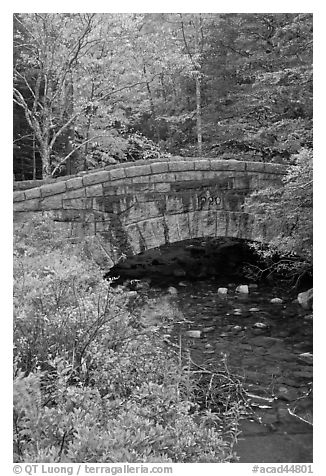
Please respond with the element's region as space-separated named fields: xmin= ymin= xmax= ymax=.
xmin=120 ymin=278 xmax=313 ymax=463
xmin=107 ymin=239 xmax=312 ymax=463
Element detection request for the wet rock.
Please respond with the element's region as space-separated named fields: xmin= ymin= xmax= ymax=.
xmin=270 ymin=298 xmax=283 ymax=304
xmin=248 ymin=283 xmax=258 ymax=290
xmin=298 ymin=352 xmax=313 ymax=365
xmin=178 ymin=281 xmax=188 ymax=287
xmin=126 ymin=291 xmax=138 ymax=298
xmin=249 ymin=307 xmax=260 ymax=312
xmin=236 ymin=285 xmax=249 ymax=294
xmin=218 ymin=287 xmax=228 ymax=294
xmin=253 ymin=322 xmax=268 ymax=329
xmin=173 ymin=268 xmax=186 ymax=278
xmin=167 ymin=286 xmax=178 ymax=295
xmin=219 ymin=332 xmax=229 ymax=338
xmin=276 ymin=385 xmax=299 ymax=402
xmin=233 ymin=308 xmax=243 ymax=315
xmin=205 ymin=343 xmax=213 ymax=349
xmin=232 ymin=325 xmax=243 ymax=332
xmin=202 ymin=326 xmax=215 ymax=333
xmin=239 ymin=343 xmax=253 ymax=351
xmin=298 ymin=288 xmax=313 ymax=310
xmin=186 ymin=330 xmax=202 ymax=338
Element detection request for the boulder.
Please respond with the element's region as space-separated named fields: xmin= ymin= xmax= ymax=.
xmin=275 ymin=385 xmax=299 ymax=402
xmin=253 ymin=322 xmax=268 ymax=329
xmin=186 ymin=330 xmax=201 ymax=338
xmin=202 ymin=326 xmax=215 ymax=333
xmin=217 ymin=287 xmax=228 ymax=294
xmin=126 ymin=291 xmax=138 ymax=298
xmin=233 ymin=308 xmax=242 ymax=315
xmin=235 ymin=285 xmax=249 ymax=294
xmin=270 ymin=298 xmax=283 ymax=304
xmin=167 ymin=286 xmax=178 ymax=295
xmin=297 ymin=288 xmax=313 ymax=310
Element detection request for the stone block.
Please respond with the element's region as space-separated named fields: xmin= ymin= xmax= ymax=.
xmin=66 ymin=177 xmax=84 ymax=190
xmin=130 ymin=175 xmax=151 ymax=184
xmin=150 ymin=162 xmax=169 ymax=174
xmin=24 ymin=187 xmax=41 ymax=199
xmin=40 ymin=181 xmax=67 ymax=197
xmin=108 ymin=168 xmax=126 ymax=180
xmin=187 ymin=210 xmax=205 ymax=238
xmin=86 ymin=184 xmax=104 ymax=197
xmin=103 ymin=183 xmax=127 ymax=195
xmin=62 ymin=198 xmax=93 ymax=210
xmin=210 ymin=159 xmax=245 ymax=171
xmin=125 ymin=164 xmax=152 ymax=177
xmin=244 ymin=161 xmax=266 ymax=173
xmin=13 ymin=191 xmax=26 ymax=202
xmin=120 ymin=201 xmax=160 ymax=225
xmin=154 ymin=183 xmax=171 ymax=193
xmin=82 ymin=170 xmax=111 ymax=186
xmin=172 ymin=212 xmax=190 ymax=242
xmin=164 ymin=214 xmax=183 ymax=243
xmin=165 ymin=194 xmax=195 ymax=214
xmin=194 ymin=159 xmax=211 ymax=170
xmin=14 ymin=199 xmax=39 ymax=212
xmin=40 ymin=196 xmax=63 ymax=210
xmin=174 ymin=171 xmax=200 ymax=181
xmin=149 ymin=172 xmax=176 ymax=183
xmin=168 ymin=160 xmax=195 ymax=172
xmin=137 ymin=217 xmax=167 ymax=248
xmin=64 ymin=188 xmax=86 ymax=199
xmin=200 ymin=210 xmax=217 ymax=237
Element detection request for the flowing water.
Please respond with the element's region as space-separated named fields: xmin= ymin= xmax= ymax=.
xmin=136 ymin=279 xmax=313 ymax=463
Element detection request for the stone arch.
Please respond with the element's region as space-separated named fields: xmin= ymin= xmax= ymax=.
xmin=13 ymin=158 xmax=286 ymax=268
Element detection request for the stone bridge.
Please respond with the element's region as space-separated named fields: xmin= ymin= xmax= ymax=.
xmin=13 ymin=157 xmax=287 ymax=268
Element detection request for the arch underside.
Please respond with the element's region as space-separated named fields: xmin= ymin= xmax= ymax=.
xmin=65 ymin=209 xmax=266 ymax=269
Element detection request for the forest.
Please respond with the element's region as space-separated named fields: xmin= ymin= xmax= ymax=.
xmin=13 ymin=13 xmax=313 ymax=464
xmin=14 ymin=13 xmax=312 ymax=178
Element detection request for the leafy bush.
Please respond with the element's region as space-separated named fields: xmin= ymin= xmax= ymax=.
xmin=245 ymin=148 xmax=312 ymax=285
xmin=13 ymin=216 xmax=242 ymax=463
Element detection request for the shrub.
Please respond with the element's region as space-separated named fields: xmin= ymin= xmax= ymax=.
xmin=13 ymin=215 xmax=242 ymax=463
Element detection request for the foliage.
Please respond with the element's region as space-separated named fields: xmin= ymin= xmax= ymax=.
xmin=13 ymin=216 xmax=243 ymax=463
xmin=245 ymin=148 xmax=312 ymax=284
xmin=14 ymin=13 xmax=312 ymax=179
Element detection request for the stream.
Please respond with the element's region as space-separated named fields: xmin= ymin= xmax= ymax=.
xmin=133 ymin=278 xmax=313 ymax=463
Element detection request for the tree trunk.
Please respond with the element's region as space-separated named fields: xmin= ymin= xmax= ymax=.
xmin=32 ymin=133 xmax=36 ymax=179
xmin=143 ymin=64 xmax=160 ymax=143
xmin=194 ymin=16 xmax=203 ymax=157
xmin=41 ymin=146 xmax=52 ymax=178
xmin=195 ymin=73 xmax=202 ymax=156
xmin=64 ymin=70 xmax=77 ymax=175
